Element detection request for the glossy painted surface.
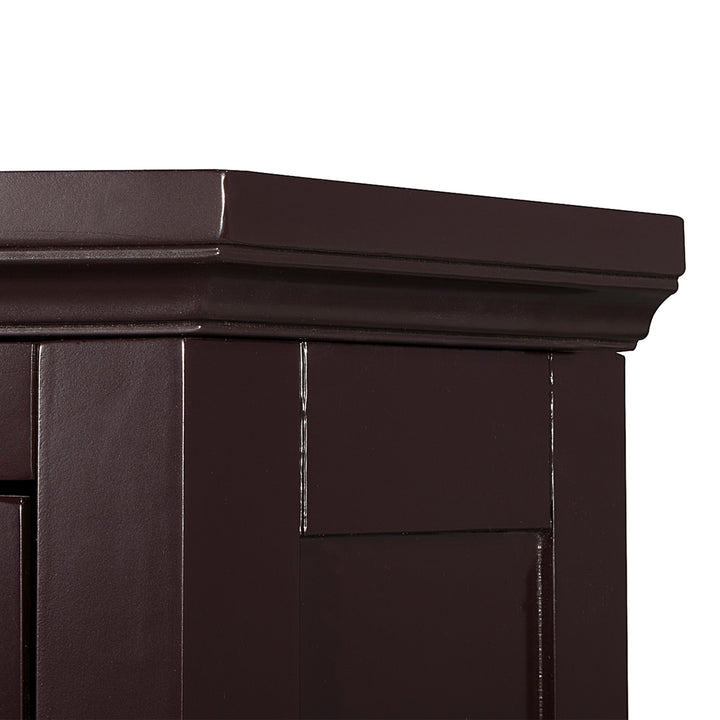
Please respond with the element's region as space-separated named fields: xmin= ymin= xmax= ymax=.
xmin=0 ymin=171 xmax=685 ymax=278
xmin=224 ymin=171 xmax=684 ymax=276
xmin=0 ymin=171 xmax=223 ymax=244
xmin=0 ymin=498 xmax=28 ymax=720
xmin=184 ymin=339 xmax=299 ymax=718
xmin=0 ymin=261 xmax=675 ymax=351
xmin=0 ymin=171 xmax=684 ymax=350
xmin=0 ymin=345 xmax=34 ymax=481
xmin=36 ymin=340 xmax=183 ymax=719
xmin=301 ymin=532 xmax=542 ymax=719
xmin=22 ymin=335 xmax=633 ymax=719
xmin=552 ymin=351 xmax=628 ymax=719
xmin=0 ymin=171 xmax=679 ymax=719
xmin=306 ymin=343 xmax=550 ymax=534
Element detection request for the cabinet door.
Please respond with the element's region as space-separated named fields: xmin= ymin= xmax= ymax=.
xmin=301 ymin=343 xmax=553 ymax=718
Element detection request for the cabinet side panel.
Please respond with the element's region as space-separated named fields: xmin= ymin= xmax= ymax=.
xmin=0 ymin=499 xmax=25 ymax=719
xmin=552 ymin=351 xmax=627 ymax=719
xmin=184 ymin=339 xmax=299 ymax=719
xmin=36 ymin=340 xmax=183 ymax=719
xmin=0 ymin=344 xmax=34 ymax=480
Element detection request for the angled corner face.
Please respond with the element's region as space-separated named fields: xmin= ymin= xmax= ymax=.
xmin=0 ymin=170 xmax=225 ymax=244
xmin=36 ymin=340 xmax=184 ymax=719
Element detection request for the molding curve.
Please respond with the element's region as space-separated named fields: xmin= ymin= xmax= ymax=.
xmin=0 ymin=171 xmax=684 ymax=350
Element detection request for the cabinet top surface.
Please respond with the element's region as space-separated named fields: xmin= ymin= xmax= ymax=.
xmin=0 ymin=170 xmax=684 ymax=278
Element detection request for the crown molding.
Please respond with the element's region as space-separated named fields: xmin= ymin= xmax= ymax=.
xmin=0 ymin=171 xmax=684 ymax=349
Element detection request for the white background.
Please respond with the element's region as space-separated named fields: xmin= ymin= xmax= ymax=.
xmin=1 ymin=2 xmax=717 ymax=717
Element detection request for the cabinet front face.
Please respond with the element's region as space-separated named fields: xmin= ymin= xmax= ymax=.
xmin=11 ymin=337 xmax=625 ymax=720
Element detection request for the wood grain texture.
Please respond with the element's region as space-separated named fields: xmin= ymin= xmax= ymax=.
xmin=306 ymin=343 xmax=550 ymax=534
xmin=0 ymin=497 xmax=29 ymax=720
xmin=183 ymin=339 xmax=300 ymax=719
xmin=36 ymin=340 xmax=183 ymax=719
xmin=301 ymin=532 xmax=542 ymax=719
xmin=552 ymin=351 xmax=627 ymax=719
xmin=0 ymin=344 xmax=34 ymax=481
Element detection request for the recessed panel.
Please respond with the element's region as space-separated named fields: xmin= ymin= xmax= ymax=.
xmin=307 ymin=343 xmax=550 ymax=534
xmin=301 ymin=532 xmax=542 ymax=719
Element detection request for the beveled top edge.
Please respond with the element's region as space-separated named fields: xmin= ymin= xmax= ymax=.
xmin=0 ymin=170 xmax=685 ymax=279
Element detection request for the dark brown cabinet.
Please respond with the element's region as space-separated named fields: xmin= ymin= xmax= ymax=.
xmin=0 ymin=171 xmax=683 ymax=719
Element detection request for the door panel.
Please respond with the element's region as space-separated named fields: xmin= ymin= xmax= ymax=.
xmin=301 ymin=531 xmax=544 ymax=719
xmin=306 ymin=343 xmax=550 ymax=534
